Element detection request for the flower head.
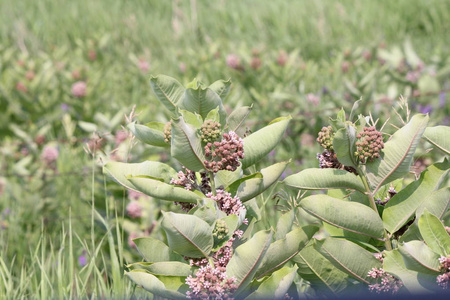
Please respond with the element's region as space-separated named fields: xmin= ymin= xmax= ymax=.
xmin=367 ymin=268 xmax=403 ymax=294
xmin=186 ymin=265 xmax=237 ymax=299
xmin=126 ymin=201 xmax=142 ymax=218
xmin=204 ymin=131 xmax=244 ymax=173
xmin=71 ymin=81 xmax=87 ymax=98
xmin=354 ymin=126 xmax=384 ymax=163
xmin=41 ymin=145 xmax=59 ymax=165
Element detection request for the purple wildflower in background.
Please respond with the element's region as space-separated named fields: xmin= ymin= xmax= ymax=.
xmin=306 ymin=93 xmax=320 ymax=106
xmin=417 ymin=104 xmax=433 ymax=114
xmin=61 ymin=103 xmax=70 ymax=112
xmin=439 ymin=91 xmax=446 ymax=108
xmin=78 ymin=251 xmax=87 ymax=267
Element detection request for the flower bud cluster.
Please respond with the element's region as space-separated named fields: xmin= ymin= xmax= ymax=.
xmin=171 ymin=168 xmax=211 ymax=211
xmin=213 ymin=219 xmax=229 ymax=241
xmin=367 ymin=268 xmax=403 ymax=294
xmin=317 ymin=150 xmax=358 ymax=175
xmin=163 ymin=121 xmax=172 ymax=144
xmin=316 ymin=126 xmax=334 ymax=151
xmin=206 ymin=189 xmax=245 ymax=217
xmin=200 ymin=120 xmax=222 ymax=144
xmin=437 ymin=256 xmax=450 ymax=289
xmin=204 ymin=131 xmax=244 ymax=173
xmin=186 ymin=265 xmax=237 ymax=299
xmin=376 ymin=186 xmax=397 ymax=206
xmin=355 ymin=126 xmax=384 ymax=163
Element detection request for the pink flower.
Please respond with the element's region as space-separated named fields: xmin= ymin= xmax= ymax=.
xmin=126 ymin=201 xmax=142 ymax=219
xmin=41 ymin=145 xmax=59 ymax=164
xmin=138 ymin=60 xmax=149 ymax=72
xmin=277 ymin=50 xmax=288 ymax=66
xmin=115 ymin=130 xmax=128 ymax=145
xmin=306 ymin=93 xmax=320 ymax=106
xmin=15 ymin=82 xmax=27 ymax=93
xmin=71 ymin=81 xmax=87 ymax=98
xmin=127 ymin=189 xmax=145 ymax=201
xmin=226 ymin=54 xmax=242 ymax=70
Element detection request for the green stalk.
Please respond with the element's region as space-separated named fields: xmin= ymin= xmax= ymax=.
xmin=208 ymin=171 xmax=216 ymax=196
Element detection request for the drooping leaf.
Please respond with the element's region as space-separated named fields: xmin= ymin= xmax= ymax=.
xmin=125 ymin=270 xmax=185 ymax=299
xmin=150 ymin=75 xmax=184 ymax=117
xmin=418 ymin=210 xmax=450 ymax=256
xmin=333 ymin=125 xmax=358 ymax=168
xmin=255 ymin=226 xmax=318 ymax=279
xmin=180 ymin=87 xmax=227 ymax=126
xmin=366 ymin=114 xmax=429 ymax=194
xmin=235 ymin=161 xmax=290 ymax=202
xmin=383 ymin=249 xmax=437 ymax=293
xmin=170 ymin=117 xmax=206 ymax=172
xmin=299 ymin=195 xmax=384 ymax=240
xmin=104 ymin=161 xmax=177 ymax=184
xmin=133 ymin=237 xmax=183 ymax=263
xmin=382 ymin=160 xmax=450 ymax=234
xmin=128 ymin=176 xmax=201 ymax=203
xmin=275 ymin=210 xmax=296 ymax=240
xmin=127 ymin=121 xmax=168 ymax=147
xmin=226 ymin=230 xmax=273 ymax=295
xmin=227 ymin=105 xmax=252 ymax=133
xmin=246 ymin=266 xmax=298 ymax=300
xmin=314 ymin=238 xmax=381 ymax=284
xmin=241 ymin=116 xmax=291 ymax=169
xmin=284 ymin=168 xmax=365 ymax=193
xmin=294 ymin=243 xmax=350 ymax=296
xmin=161 ymin=212 xmax=214 ymax=258
xmin=416 ymin=187 xmax=450 ymax=220
xmin=423 ymin=126 xmax=450 ymax=155
xmin=398 ymin=241 xmax=441 ymax=274
xmin=209 ymin=79 xmax=231 ymax=100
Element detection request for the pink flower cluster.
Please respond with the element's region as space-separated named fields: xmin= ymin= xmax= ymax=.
xmin=204 ymin=131 xmax=244 ymax=173
xmin=206 ymin=189 xmax=245 ymax=218
xmin=71 ymin=81 xmax=87 ymax=98
xmin=186 ymin=265 xmax=237 ymax=299
xmin=437 ymin=256 xmax=450 ymax=289
xmin=126 ymin=201 xmax=142 ymax=218
xmin=41 ymin=145 xmax=59 ymax=165
xmin=367 ymin=268 xmax=403 ymax=294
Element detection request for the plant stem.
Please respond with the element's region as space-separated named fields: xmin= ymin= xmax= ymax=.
xmin=208 ymin=171 xmax=216 ymax=196
xmin=357 ymin=167 xmax=393 ymax=251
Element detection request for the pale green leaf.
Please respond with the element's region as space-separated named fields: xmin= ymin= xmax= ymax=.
xmin=145 ymin=262 xmax=193 ymax=277
xmin=133 ymin=237 xmax=183 ymax=263
xmin=275 ymin=210 xmax=295 ymax=240
xmin=150 ymin=75 xmax=184 ymax=117
xmin=179 ymin=109 xmax=203 ymax=128
xmin=209 ymin=79 xmax=231 ymax=100
xmin=180 ymin=87 xmax=227 ymax=125
xmin=246 ymin=266 xmax=298 ymax=300
xmin=398 ymin=241 xmax=441 ymax=274
xmin=227 ymin=105 xmax=252 ymax=133
xmin=299 ymin=195 xmax=384 ymax=240
xmin=127 ymin=122 xmax=168 ymax=147
xmin=366 ymin=114 xmax=429 ymax=194
xmin=418 ymin=210 xmax=450 ymax=256
xmin=423 ymin=126 xmax=450 ymax=155
xmin=284 ymin=168 xmax=365 ymax=193
xmin=125 ymin=270 xmax=185 ymax=299
xmin=416 ymin=187 xmax=450 ymax=220
xmin=214 ymin=166 xmax=243 ymax=189
xmin=333 ymin=126 xmax=357 ymax=168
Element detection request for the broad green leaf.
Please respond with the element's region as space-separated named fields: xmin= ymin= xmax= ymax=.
xmin=228 ymin=172 xmax=262 ymax=195
xmin=150 ymin=75 xmax=184 ymax=117
xmin=423 ymin=126 xmax=450 ymax=155
xmin=128 ymin=177 xmax=201 ymax=203
xmin=179 ymin=109 xmax=203 ymax=128
xmin=246 ymin=266 xmax=298 ymax=300
xmin=294 ymin=243 xmax=350 ymax=296
xmin=418 ymin=210 xmax=450 ymax=256
xmin=284 ymin=168 xmax=365 ymax=193
xmin=204 ymin=106 xmax=220 ymax=123
xmin=191 ymin=198 xmax=223 ymax=225
xmin=209 ymin=79 xmax=231 ymax=100
xmin=322 ymin=222 xmax=371 ymax=244
xmin=383 ymin=160 xmax=450 ymax=233
xmin=125 ymin=270 xmax=185 ymax=299
xmin=235 ymin=161 xmax=290 ymax=202
xmin=127 ymin=122 xmax=168 ymax=147
xmin=103 ymin=160 xmax=177 ymax=191
xmin=145 ymin=262 xmax=193 ymax=277
xmin=180 ymin=87 xmax=227 ymax=126
xmin=244 ymin=198 xmax=261 ymax=220
xmin=275 ymin=210 xmax=295 ymax=240
xmin=366 ymin=114 xmax=429 ymax=194
xmin=333 ymin=126 xmax=358 ymax=168
xmin=383 ymin=250 xmax=437 ymax=293
xmin=213 ymin=214 xmax=239 ymax=251
xmin=399 ymin=222 xmax=422 ymax=243
xmin=133 ymin=237 xmax=183 ymax=263
xmin=416 ymin=187 xmax=450 ymax=220
xmin=241 ymin=116 xmax=291 ymax=169
xmin=161 ymin=212 xmax=214 ymax=258
xmin=299 ymin=195 xmax=384 ymax=240
xmin=314 ymin=238 xmax=381 ymax=283
xmin=398 ymin=241 xmax=441 ymax=274
xmin=255 ymin=226 xmax=318 ymax=279
xmin=214 ymin=166 xmax=243 ymax=189
xmin=170 ymin=117 xmax=206 ymax=172
xmin=226 ymin=230 xmax=273 ymax=295
xmin=227 ymin=105 xmax=252 ymax=132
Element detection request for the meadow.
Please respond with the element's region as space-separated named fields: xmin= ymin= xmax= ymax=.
xmin=0 ymin=0 xmax=449 ymax=298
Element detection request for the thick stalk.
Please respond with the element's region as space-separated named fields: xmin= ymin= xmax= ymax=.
xmin=357 ymin=167 xmax=392 ymax=251
xmin=208 ymin=171 xmax=216 ymax=196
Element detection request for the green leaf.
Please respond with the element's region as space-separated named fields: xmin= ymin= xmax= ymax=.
xmin=423 ymin=126 xmax=450 ymax=155
xmin=180 ymin=87 xmax=227 ymax=126
xmin=398 ymin=241 xmax=441 ymax=274
xmin=213 ymin=214 xmax=239 ymax=251
xmin=170 ymin=117 xmax=206 ymax=172
xmin=214 ymin=166 xmax=243 ymax=189
xmin=299 ymin=195 xmax=385 ymax=240
xmin=226 ymin=230 xmax=273 ymax=295
xmin=161 ymin=212 xmax=214 ymax=258
xmin=383 ymin=249 xmax=437 ymax=293
xmin=333 ymin=126 xmax=358 ymax=168
xmin=179 ymin=109 xmax=203 ymax=128
xmin=366 ymin=114 xmax=429 ymax=194
xmin=133 ymin=237 xmax=183 ymax=263
xmin=314 ymin=238 xmax=381 ymax=283
xmin=144 ymin=262 xmax=193 ymax=277
xmin=246 ymin=266 xmax=298 ymax=300
xmin=190 ymin=198 xmax=224 ymax=225
xmin=235 ymin=161 xmax=290 ymax=202
xmin=150 ymin=75 xmax=185 ymax=117
xmin=204 ymin=106 xmax=220 ymax=123
xmin=209 ymin=79 xmax=231 ymax=100
xmin=128 ymin=177 xmax=201 ymax=203
xmin=294 ymin=243 xmax=350 ymax=296
xmin=418 ymin=74 xmax=440 ymax=94
xmin=284 ymin=168 xmax=365 ymax=193
xmin=255 ymin=226 xmax=318 ymax=279
xmin=125 ymin=270 xmax=185 ymax=299
xmin=227 ymin=105 xmax=252 ymax=132
xmin=416 ymin=187 xmax=450 ymax=220
xmin=418 ymin=210 xmax=450 ymax=256
xmin=275 ymin=210 xmax=295 ymax=240
xmin=382 ymin=160 xmax=450 ymax=233
xmin=103 ymin=160 xmax=177 ymax=189
xmin=241 ymin=116 xmax=291 ymax=169
xmin=228 ymin=172 xmax=262 ymax=195
xmin=127 ymin=122 xmax=168 ymax=147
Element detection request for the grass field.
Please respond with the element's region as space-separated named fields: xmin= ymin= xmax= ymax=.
xmin=0 ymin=0 xmax=449 ymax=298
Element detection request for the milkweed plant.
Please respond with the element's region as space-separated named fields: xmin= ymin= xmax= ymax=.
xmin=104 ymin=75 xmax=449 ymax=299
